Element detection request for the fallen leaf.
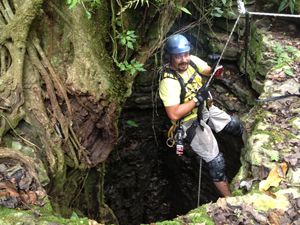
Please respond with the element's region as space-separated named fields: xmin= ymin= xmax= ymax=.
xmin=259 ymin=162 xmax=288 ymax=191
xmin=206 ymin=202 xmax=214 ymax=216
xmin=11 ymin=177 xmax=16 ymax=184
xmin=217 ymin=198 xmax=227 ymax=210
xmin=28 ymin=191 xmax=37 ymax=205
xmin=20 ymin=191 xmax=29 ymax=203
xmin=241 ymin=202 xmax=268 ymax=223
xmin=268 ymin=212 xmax=281 ymax=225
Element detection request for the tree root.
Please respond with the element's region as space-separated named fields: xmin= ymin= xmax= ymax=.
xmin=46 ymin=1 xmax=73 ymax=28
xmin=0 ymin=1 xmax=10 ymax=22
xmin=26 ymin=42 xmax=65 ymax=179
xmin=69 ymin=124 xmax=91 ymax=167
xmin=66 ymin=138 xmax=79 ymax=169
xmin=2 ymin=0 xmax=14 ymax=20
xmin=30 ymin=32 xmax=73 ymax=116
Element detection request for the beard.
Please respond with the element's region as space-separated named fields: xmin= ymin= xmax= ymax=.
xmin=177 ymin=62 xmax=189 ymax=72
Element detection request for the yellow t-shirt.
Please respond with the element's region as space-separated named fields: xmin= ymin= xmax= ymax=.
xmin=159 ymin=55 xmax=208 ymax=122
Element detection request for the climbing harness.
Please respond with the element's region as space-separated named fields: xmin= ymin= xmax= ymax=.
xmin=237 ymin=0 xmax=300 ymax=102
xmin=164 ymin=59 xmax=226 ymax=153
xmin=162 ymin=59 xmax=204 ymax=154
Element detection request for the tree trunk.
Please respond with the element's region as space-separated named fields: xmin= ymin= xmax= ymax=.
xmin=0 ymin=0 xmax=188 ymax=222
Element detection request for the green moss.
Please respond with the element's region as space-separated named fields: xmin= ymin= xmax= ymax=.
xmin=232 ymin=189 xmax=243 ymax=197
xmin=269 ymin=186 xmax=283 ymax=193
xmin=0 ymin=205 xmax=90 ymax=225
xmin=187 ymin=204 xmax=215 ymax=225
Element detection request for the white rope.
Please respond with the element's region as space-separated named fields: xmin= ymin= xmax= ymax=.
xmin=248 ymin=12 xmax=300 ymax=18
xmin=197 ymin=157 xmax=202 ymax=207
xmin=237 ymin=0 xmax=300 ymax=18
xmin=206 ymin=14 xmax=241 ymax=87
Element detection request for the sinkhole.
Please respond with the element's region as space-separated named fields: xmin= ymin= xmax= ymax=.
xmin=104 ymin=63 xmax=247 ymax=224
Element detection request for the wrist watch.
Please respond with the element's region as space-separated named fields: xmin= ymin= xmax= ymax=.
xmin=193 ymin=97 xmax=200 ymax=107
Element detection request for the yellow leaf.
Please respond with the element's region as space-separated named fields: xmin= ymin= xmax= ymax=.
xmin=259 ymin=162 xmax=288 ymax=191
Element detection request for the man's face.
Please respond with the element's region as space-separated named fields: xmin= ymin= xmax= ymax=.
xmin=170 ymin=51 xmax=190 ymax=73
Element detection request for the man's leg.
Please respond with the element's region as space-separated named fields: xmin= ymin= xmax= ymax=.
xmin=183 ymin=118 xmax=232 ymax=197
xmin=214 ymin=179 xmax=232 ymax=197
xmin=206 ymin=152 xmax=232 ymax=197
xmin=222 ymin=116 xmax=244 ymax=136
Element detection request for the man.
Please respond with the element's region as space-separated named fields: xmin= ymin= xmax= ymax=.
xmin=159 ymin=34 xmax=243 ymax=197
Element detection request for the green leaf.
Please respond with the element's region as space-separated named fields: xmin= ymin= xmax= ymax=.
xmin=134 ymin=63 xmax=143 ymax=67
xmin=69 ymin=0 xmax=78 ymax=9
xmin=290 ymin=0 xmax=295 ymax=14
xmin=130 ymin=58 xmax=136 ymax=64
xmin=121 ymin=38 xmax=126 ymax=45
xmin=126 ymin=30 xmax=135 ymax=35
xmin=136 ymin=67 xmax=147 ymax=72
xmin=278 ymin=0 xmax=288 ymax=12
xmin=126 ymin=36 xmax=134 ymax=42
xmin=127 ymin=120 xmax=138 ymax=127
xmin=280 ymin=53 xmax=289 ymax=58
xmin=119 ymin=63 xmax=126 ymax=71
xmin=127 ymin=41 xmax=134 ymax=50
xmin=229 ymin=11 xmax=235 ymax=16
xmin=180 ymin=7 xmax=192 ymax=15
xmin=91 ymin=2 xmax=95 ymax=8
xmin=270 ymin=154 xmax=279 ymax=162
xmin=211 ymin=13 xmax=222 ymax=17
xmin=117 ymin=21 xmax=121 ymax=26
xmin=96 ymin=0 xmax=101 ymax=3
xmin=130 ymin=34 xmax=138 ymax=38
xmin=284 ymin=69 xmax=294 ymax=76
xmin=86 ymin=10 xmax=91 ymax=20
xmin=215 ymin=7 xmax=223 ymax=13
xmin=130 ymin=68 xmax=136 ymax=74
xmin=222 ymin=0 xmax=226 ymax=5
xmin=70 ymin=211 xmax=79 ymax=219
xmin=67 ymin=0 xmax=72 ymax=5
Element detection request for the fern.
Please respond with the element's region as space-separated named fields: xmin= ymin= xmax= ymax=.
xmin=117 ymin=0 xmax=149 ymax=15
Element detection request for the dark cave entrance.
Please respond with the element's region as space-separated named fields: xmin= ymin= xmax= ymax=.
xmin=103 ymin=94 xmax=244 ymax=225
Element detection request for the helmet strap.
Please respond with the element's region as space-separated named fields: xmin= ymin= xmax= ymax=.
xmin=168 ymin=55 xmax=172 ymax=68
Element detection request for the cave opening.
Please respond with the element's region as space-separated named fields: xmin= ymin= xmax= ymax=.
xmin=103 ymin=67 xmax=247 ymax=224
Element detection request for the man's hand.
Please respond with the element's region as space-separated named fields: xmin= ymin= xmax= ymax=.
xmin=207 ymin=53 xmax=220 ymax=67
xmin=195 ymin=86 xmax=209 ymax=103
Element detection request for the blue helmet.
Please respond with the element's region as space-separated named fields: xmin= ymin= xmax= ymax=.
xmin=165 ymin=34 xmax=190 ymax=54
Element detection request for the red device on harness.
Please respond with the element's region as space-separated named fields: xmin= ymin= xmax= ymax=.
xmin=213 ymin=65 xmax=224 ymax=77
